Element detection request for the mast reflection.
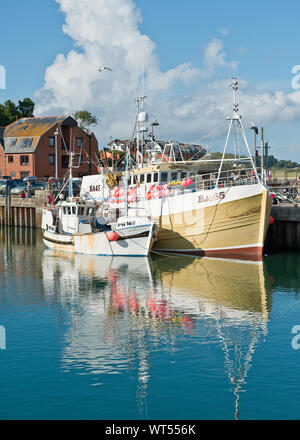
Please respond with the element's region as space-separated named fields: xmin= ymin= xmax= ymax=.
xmin=42 ymin=251 xmax=272 ymax=419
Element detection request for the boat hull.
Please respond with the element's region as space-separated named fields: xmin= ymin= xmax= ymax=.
xmin=43 ymin=223 xmax=156 ymax=257
xmin=138 ymin=184 xmax=272 ymax=261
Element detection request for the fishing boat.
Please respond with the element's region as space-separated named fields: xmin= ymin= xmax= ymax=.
xmin=81 ymin=79 xmax=272 ymax=261
xmin=41 ymin=151 xmax=157 ymax=257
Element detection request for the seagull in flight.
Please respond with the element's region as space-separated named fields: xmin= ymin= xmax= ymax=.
xmin=99 ymin=66 xmax=112 ymax=72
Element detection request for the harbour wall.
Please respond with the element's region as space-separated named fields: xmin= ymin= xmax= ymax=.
xmin=265 ymin=204 xmax=300 ymax=252
xmin=1 ymin=191 xmax=300 ymax=253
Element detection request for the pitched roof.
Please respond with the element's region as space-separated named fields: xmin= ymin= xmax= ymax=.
xmin=3 ymin=116 xmax=78 ymax=153
xmin=4 ymin=115 xmax=77 ymax=138
xmin=0 ymin=127 xmax=4 ymax=150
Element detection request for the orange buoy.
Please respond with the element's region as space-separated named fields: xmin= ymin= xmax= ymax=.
xmin=108 ymin=231 xmax=119 ymax=241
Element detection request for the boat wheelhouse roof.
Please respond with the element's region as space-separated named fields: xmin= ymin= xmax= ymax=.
xmin=120 ymin=153 xmax=230 ymax=176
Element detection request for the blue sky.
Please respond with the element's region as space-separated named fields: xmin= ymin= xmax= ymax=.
xmin=1 ymin=0 xmax=300 ymax=160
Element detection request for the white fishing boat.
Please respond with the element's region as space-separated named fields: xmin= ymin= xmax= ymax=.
xmin=81 ymin=79 xmax=272 ymax=261
xmin=41 ymin=151 xmax=157 ymax=257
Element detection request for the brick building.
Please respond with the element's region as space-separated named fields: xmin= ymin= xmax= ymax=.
xmin=0 ymin=116 xmax=99 ymax=179
xmin=0 ymin=127 xmax=5 ymax=175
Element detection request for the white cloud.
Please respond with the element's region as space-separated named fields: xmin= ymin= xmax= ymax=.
xmin=220 ymin=27 xmax=229 ymax=36
xmin=34 ymin=0 xmax=300 ymax=157
xmin=201 ymin=38 xmax=238 ymax=78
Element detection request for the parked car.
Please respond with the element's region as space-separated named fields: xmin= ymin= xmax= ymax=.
xmin=23 ymin=176 xmax=38 ymax=182
xmin=0 ymin=179 xmax=22 ymax=196
xmin=10 ymin=182 xmax=27 ymax=196
xmin=29 ymin=181 xmax=47 ymax=194
xmin=10 ymin=181 xmax=46 ymax=197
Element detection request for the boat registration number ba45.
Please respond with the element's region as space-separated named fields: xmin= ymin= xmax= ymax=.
xmin=197 ymin=191 xmax=226 ymax=204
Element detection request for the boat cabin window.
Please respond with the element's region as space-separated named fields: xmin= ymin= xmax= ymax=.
xmin=181 ymin=172 xmax=187 ymax=179
xmin=147 ymin=174 xmax=152 ymax=183
xmin=79 ymin=207 xmax=85 ymax=216
xmin=171 ymin=172 xmax=177 ymax=181
xmin=153 ymin=172 xmax=158 ymax=183
xmin=161 ymin=172 xmax=168 ymax=183
xmin=63 ymin=207 xmax=67 ymax=215
xmin=72 ymin=206 xmax=76 ymax=215
xmin=67 ymin=207 xmax=72 ymax=215
xmin=88 ymin=207 xmax=95 ymax=216
xmin=140 ymin=174 xmax=144 ymax=184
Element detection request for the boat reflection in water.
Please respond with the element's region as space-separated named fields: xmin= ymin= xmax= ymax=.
xmin=42 ymin=250 xmax=272 ymax=419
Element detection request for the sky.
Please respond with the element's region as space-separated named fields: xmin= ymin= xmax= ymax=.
xmin=1 ymin=0 xmax=300 ymax=160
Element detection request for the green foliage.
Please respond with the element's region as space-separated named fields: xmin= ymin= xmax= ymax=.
xmin=0 ymin=98 xmax=35 ymax=126
xmin=73 ymin=110 xmax=98 ymax=130
xmin=17 ymin=98 xmax=35 ymax=118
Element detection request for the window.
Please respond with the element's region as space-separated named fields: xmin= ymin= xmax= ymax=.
xmin=10 ymin=138 xmax=17 ymax=146
xmin=181 ymin=172 xmax=187 ymax=179
xmin=8 ymin=156 xmax=13 ymax=163
xmin=10 ymin=172 xmax=16 ymax=177
xmin=147 ymin=174 xmax=152 ymax=183
xmin=61 ymin=156 xmax=69 ymax=168
xmin=49 ymin=137 xmax=55 ymax=147
xmin=140 ymin=174 xmax=144 ymax=184
xmin=77 ymin=154 xmax=82 ymax=166
xmin=171 ymin=172 xmax=178 ymax=181
xmin=20 ymin=155 xmax=29 ymax=166
xmin=161 ymin=172 xmax=168 ymax=183
xmin=72 ymin=207 xmax=76 ymax=215
xmin=49 ymin=154 xmax=55 ymax=165
xmin=20 ymin=138 xmax=33 ymax=148
xmin=153 ymin=173 xmax=158 ymax=183
xmin=76 ymin=138 xmax=83 ymax=148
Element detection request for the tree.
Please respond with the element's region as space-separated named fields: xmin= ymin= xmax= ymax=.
xmin=0 ymin=97 xmax=35 ymax=126
xmin=18 ymin=98 xmax=35 ymax=118
xmin=73 ymin=110 xmax=98 ymax=130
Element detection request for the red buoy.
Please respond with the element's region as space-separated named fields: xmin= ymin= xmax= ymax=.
xmin=108 ymin=231 xmax=119 ymax=241
xmin=269 ymin=216 xmax=274 ymax=225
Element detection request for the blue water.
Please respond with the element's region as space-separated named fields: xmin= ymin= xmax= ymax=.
xmin=0 ymin=228 xmax=300 ymax=420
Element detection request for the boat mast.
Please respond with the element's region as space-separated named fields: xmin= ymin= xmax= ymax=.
xmin=124 ymin=146 xmax=129 ymax=217
xmin=135 ymin=96 xmax=148 ymax=165
xmin=216 ymin=78 xmax=260 ymax=187
xmin=68 ymin=151 xmax=74 ymax=198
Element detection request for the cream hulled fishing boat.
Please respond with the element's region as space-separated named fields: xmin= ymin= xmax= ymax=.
xmin=81 ymin=79 xmax=272 ymax=261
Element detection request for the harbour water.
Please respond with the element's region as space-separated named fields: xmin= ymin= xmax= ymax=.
xmin=0 ymin=228 xmax=300 ymax=420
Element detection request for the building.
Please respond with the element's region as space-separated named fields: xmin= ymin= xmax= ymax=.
xmin=0 ymin=128 xmax=5 ymax=176
xmin=1 ymin=116 xmax=99 ymax=179
xmin=107 ymin=138 xmax=207 ymax=163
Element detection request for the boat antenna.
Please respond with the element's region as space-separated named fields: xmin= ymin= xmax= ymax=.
xmin=215 ymin=78 xmax=260 ymax=187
